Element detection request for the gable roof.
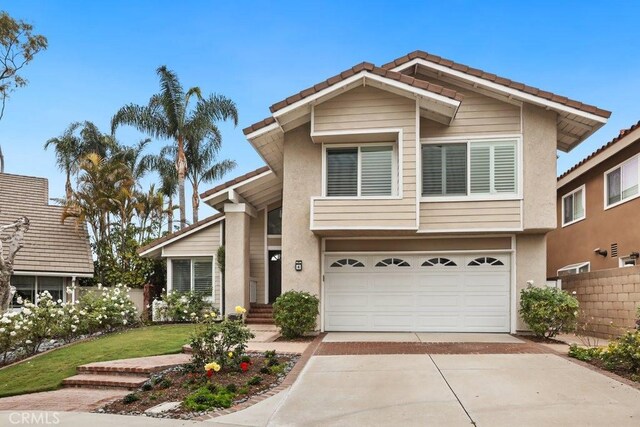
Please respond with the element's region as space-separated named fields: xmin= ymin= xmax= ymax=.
xmin=0 ymin=173 xmax=93 ymax=276
xmin=382 ymin=50 xmax=611 ymax=120
xmin=200 ymin=166 xmax=271 ymax=199
xmin=243 ymin=62 xmax=464 ymax=136
xmin=557 ymin=120 xmax=640 ymax=188
xmin=138 ymin=213 xmax=225 ymax=257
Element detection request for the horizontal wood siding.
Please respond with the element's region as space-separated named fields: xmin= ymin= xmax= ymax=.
xmin=250 ymin=210 xmax=266 ymax=303
xmin=420 ymin=200 xmax=521 ymax=231
xmin=420 ymin=77 xmax=521 ymax=138
xmin=312 ymin=86 xmax=417 ymax=229
xmin=314 ymin=199 xmax=416 ymax=228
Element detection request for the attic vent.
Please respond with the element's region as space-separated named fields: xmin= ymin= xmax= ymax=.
xmin=611 ymin=243 xmax=618 ymax=257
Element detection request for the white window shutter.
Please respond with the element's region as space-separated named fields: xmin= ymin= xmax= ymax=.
xmin=470 ymin=145 xmax=490 ymax=194
xmin=493 ymin=144 xmax=516 ymax=193
xmin=361 ymin=146 xmax=392 ymax=196
xmin=193 ymin=259 xmax=213 ymax=295
xmin=326 ymin=148 xmax=358 ymax=196
xmin=422 ymin=145 xmax=443 ymax=196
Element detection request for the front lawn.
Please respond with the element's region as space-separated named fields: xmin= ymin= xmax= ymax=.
xmin=0 ymin=324 xmax=194 ymax=398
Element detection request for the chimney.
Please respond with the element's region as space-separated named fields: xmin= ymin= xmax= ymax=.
xmin=0 ymin=145 xmax=4 ymax=173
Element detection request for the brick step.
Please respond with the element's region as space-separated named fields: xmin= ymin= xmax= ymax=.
xmin=77 ymin=354 xmax=191 ymax=376
xmin=250 ymin=304 xmax=273 ymax=309
xmin=62 ymin=374 xmax=147 ymax=390
xmin=249 ymin=308 xmax=273 ymax=314
xmin=246 ymin=313 xmax=273 ymax=318
xmin=245 ymin=318 xmax=275 ymax=325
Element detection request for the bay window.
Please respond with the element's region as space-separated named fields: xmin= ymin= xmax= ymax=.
xmin=325 ymin=145 xmax=395 ymax=197
xmin=422 ymin=139 xmax=518 ymax=198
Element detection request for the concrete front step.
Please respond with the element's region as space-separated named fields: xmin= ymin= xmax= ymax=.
xmin=62 ymin=374 xmax=147 ymax=390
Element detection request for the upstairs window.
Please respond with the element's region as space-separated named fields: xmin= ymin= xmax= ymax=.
xmin=606 ymin=156 xmax=639 ymax=207
xmin=267 ymin=207 xmax=282 ymax=235
xmin=326 ymin=145 xmax=394 ymax=197
xmin=422 ymin=139 xmax=517 ymax=198
xmin=562 ymin=186 xmax=585 ymax=226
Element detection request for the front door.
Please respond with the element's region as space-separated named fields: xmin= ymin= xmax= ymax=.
xmin=268 ymin=250 xmax=282 ymax=304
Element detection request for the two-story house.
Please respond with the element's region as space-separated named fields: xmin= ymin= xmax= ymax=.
xmin=547 ymin=121 xmax=640 ymax=278
xmin=139 ymin=51 xmax=610 ymax=333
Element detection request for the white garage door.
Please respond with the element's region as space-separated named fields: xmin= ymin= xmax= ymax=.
xmin=324 ymin=253 xmax=511 ymax=332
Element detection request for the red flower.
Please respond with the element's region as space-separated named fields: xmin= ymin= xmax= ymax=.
xmin=240 ymin=362 xmax=249 ymax=372
xmin=206 ymin=369 xmax=213 ymax=378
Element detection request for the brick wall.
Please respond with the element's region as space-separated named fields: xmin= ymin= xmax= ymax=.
xmin=561 ymin=266 xmax=640 ymax=338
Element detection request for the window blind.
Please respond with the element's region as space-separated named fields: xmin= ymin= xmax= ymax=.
xmin=326 ymin=148 xmax=357 ymax=196
xmin=422 ymin=144 xmax=466 ymax=196
xmin=361 ymin=146 xmax=392 ymax=196
xmin=469 ymin=145 xmax=490 ymax=194
xmin=493 ymin=144 xmax=516 ymax=193
xmin=172 ymin=259 xmax=191 ymax=292
xmin=193 ymin=259 xmax=213 ymax=295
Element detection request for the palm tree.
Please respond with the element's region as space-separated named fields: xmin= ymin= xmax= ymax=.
xmin=44 ymin=122 xmax=82 ymax=200
xmin=151 ymin=153 xmax=178 ymax=233
xmin=111 ymin=66 xmax=238 ymax=229
xmin=162 ymin=136 xmax=236 ymax=223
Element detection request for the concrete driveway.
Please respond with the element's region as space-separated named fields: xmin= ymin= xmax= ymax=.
xmin=262 ymin=353 xmax=640 ymax=426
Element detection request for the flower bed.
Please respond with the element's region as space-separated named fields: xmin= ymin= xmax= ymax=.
xmin=569 ymin=330 xmax=640 ymax=383
xmin=101 ymin=351 xmax=298 ymax=419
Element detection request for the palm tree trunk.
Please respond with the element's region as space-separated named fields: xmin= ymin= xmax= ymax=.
xmin=167 ymin=195 xmax=174 ymax=233
xmin=192 ymin=182 xmax=199 ymax=223
xmin=176 ymin=136 xmax=187 ymax=229
xmin=65 ymin=171 xmax=73 ymax=201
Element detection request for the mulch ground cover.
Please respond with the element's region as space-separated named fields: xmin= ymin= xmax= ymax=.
xmin=101 ymin=352 xmax=297 ymax=419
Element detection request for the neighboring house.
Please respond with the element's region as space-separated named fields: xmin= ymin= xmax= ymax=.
xmin=0 ymin=172 xmax=94 ymax=305
xmin=547 ymin=121 xmax=640 ymax=278
xmin=140 ymin=50 xmax=610 ymax=333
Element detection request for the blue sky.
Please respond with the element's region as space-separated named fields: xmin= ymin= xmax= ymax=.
xmin=1 ymin=1 xmax=639 ymax=221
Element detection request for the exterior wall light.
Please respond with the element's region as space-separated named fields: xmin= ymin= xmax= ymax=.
xmin=594 ymin=248 xmax=608 ymax=257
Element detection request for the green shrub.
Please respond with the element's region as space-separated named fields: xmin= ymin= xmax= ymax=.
xmin=273 ymin=291 xmax=319 ymax=339
xmin=183 ymin=386 xmax=235 ymax=411
xmin=78 ymin=284 xmax=139 ymax=333
xmin=519 ymin=285 xmax=579 ymax=338
xmin=238 ymin=386 xmax=249 ymax=395
xmin=123 ymin=393 xmax=140 ymax=404
xmin=225 ymin=383 xmax=237 ymax=393
xmin=259 ymin=367 xmax=269 ymax=374
xmin=158 ymin=378 xmax=172 ymax=389
xmin=247 ymin=376 xmax=262 ymax=386
xmin=568 ymin=344 xmax=603 ymax=362
xmin=157 ymin=291 xmax=215 ymax=322
xmin=141 ymin=382 xmax=153 ymax=391
xmin=269 ymin=364 xmax=285 ymax=375
xmin=190 ymin=319 xmax=254 ymax=370
xmin=602 ymin=331 xmax=640 ymax=374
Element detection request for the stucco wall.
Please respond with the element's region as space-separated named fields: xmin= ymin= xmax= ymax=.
xmin=515 ymin=233 xmax=548 ymax=331
xmin=522 ymin=104 xmax=557 ymax=231
xmin=281 ymin=124 xmax=322 ymax=297
xmin=561 ymin=267 xmax=640 ymax=338
xmin=225 ymin=209 xmax=251 ymax=312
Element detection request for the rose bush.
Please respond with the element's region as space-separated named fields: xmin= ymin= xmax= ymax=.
xmin=0 ymin=283 xmax=140 ymax=364
xmin=273 ymin=291 xmax=319 ymax=339
xmin=154 ymin=290 xmax=216 ymax=322
xmin=519 ymin=283 xmax=579 ymax=338
xmin=190 ymin=314 xmax=254 ymax=370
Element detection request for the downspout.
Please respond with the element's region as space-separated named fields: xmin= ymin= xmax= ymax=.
xmin=221 ymin=219 xmax=225 ymax=316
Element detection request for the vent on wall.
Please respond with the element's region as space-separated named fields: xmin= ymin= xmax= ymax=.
xmin=611 ymin=243 xmax=618 ymax=257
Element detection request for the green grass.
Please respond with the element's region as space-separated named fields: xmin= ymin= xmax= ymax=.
xmin=0 ymin=324 xmax=194 ymax=398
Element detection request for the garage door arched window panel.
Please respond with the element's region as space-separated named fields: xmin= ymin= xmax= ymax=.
xmin=330 ymin=258 xmax=365 ymax=268
xmin=467 ymin=256 xmax=504 ymax=266
xmin=375 ymin=257 xmax=410 ymax=267
xmin=421 ymin=257 xmax=457 ymax=267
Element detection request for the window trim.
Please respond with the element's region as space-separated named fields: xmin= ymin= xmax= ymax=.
xmin=604 ymin=153 xmax=640 ymax=210
xmin=419 ymin=135 xmax=522 ymax=202
xmin=557 ymin=261 xmax=590 ymax=276
xmin=561 ymin=184 xmax=586 ymax=227
xmin=168 ymin=256 xmax=215 ymax=300
xmin=10 ymin=274 xmax=66 ymax=308
xmin=321 ymin=142 xmax=400 ymax=200
xmin=619 ymin=256 xmax=637 ymax=268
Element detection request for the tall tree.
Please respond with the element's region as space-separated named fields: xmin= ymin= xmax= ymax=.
xmin=44 ymin=122 xmax=82 ymax=200
xmin=151 ymin=153 xmax=178 ymax=233
xmin=111 ymin=66 xmax=238 ymax=228
xmin=162 ymin=136 xmax=236 ymax=223
xmin=0 ymin=11 xmax=47 ymax=121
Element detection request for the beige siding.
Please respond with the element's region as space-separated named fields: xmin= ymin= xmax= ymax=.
xmin=311 ymin=86 xmax=417 ymax=230
xmin=164 ymin=222 xmax=222 ymax=309
xmin=420 ymin=200 xmax=521 ymax=231
xmin=249 ymin=210 xmax=266 ymax=303
xmin=313 ymin=198 xmax=416 ymax=229
xmin=419 ymin=77 xmax=521 ymax=138
xmin=325 ymin=237 xmax=512 ymax=252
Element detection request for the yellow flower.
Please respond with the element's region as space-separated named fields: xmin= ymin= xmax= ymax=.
xmin=204 ymin=362 xmax=221 ymax=372
xmin=228 ymin=351 xmax=234 ymax=358
xmin=235 ymin=306 xmax=247 ymax=314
